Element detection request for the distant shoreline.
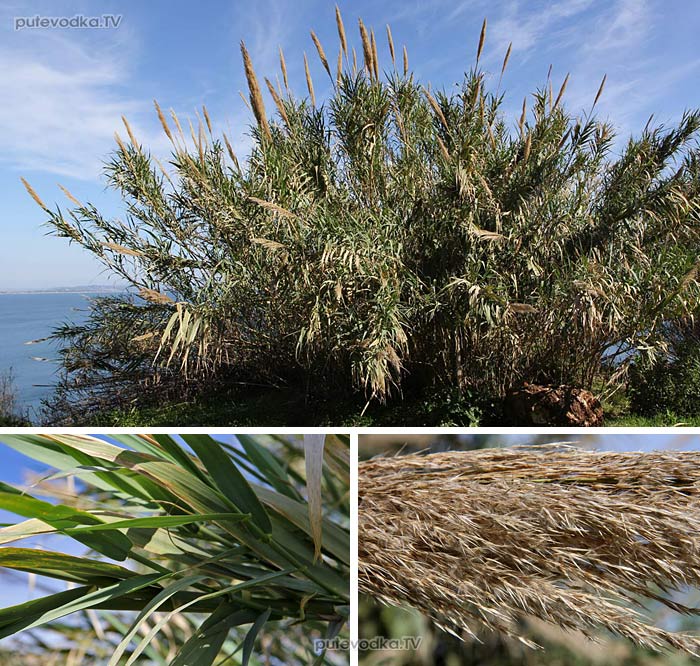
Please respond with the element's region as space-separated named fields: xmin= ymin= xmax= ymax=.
xmin=0 ymin=288 xmax=127 ymax=296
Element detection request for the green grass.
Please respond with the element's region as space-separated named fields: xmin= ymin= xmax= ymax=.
xmin=605 ymin=413 xmax=700 ymax=427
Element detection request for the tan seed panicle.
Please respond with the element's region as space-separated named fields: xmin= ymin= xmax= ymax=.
xmin=279 ymin=46 xmax=289 ymax=90
xmin=476 ymin=18 xmax=487 ymax=63
xmin=58 ymin=184 xmax=82 ymax=207
xmin=500 ymin=42 xmax=512 ymax=78
xmin=359 ymin=447 xmax=700 ymax=655
xmin=265 ymin=77 xmax=290 ymax=127
xmin=311 ymin=30 xmax=332 ymax=80
xmin=593 ymin=74 xmax=607 ymax=107
xmin=202 ymin=105 xmax=213 ymax=135
xmin=304 ymin=53 xmax=316 ymax=106
xmin=153 ymin=100 xmax=174 ymax=143
xmin=121 ymin=115 xmax=138 ymax=147
xmin=335 ymin=5 xmax=348 ymax=59
xmin=240 ymin=40 xmax=271 ymax=140
xmin=370 ymin=28 xmax=380 ymax=80
xmin=553 ymin=73 xmax=569 ymax=110
xmin=358 ymin=19 xmax=373 ymax=77
xmin=21 ymin=178 xmax=48 ymax=210
xmin=386 ymin=25 xmax=395 ymax=67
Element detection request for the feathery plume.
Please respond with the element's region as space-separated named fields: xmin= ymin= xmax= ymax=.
xmin=121 ymin=115 xmax=138 ymax=147
xmin=425 ymin=89 xmax=449 ymax=129
xmin=523 ymin=132 xmax=532 ymax=162
xmin=311 ymin=30 xmax=332 ymax=80
xmin=169 ymin=109 xmax=185 ymax=141
xmin=58 ymin=184 xmax=82 ymax=207
xmin=386 ymin=25 xmax=395 ymax=67
xmin=358 ymin=19 xmax=373 ymax=77
xmin=241 ymin=41 xmax=271 ymax=140
xmin=553 ymin=73 xmax=569 ymax=110
xmin=21 ymin=178 xmax=48 ymax=210
xmin=335 ymin=5 xmax=348 ymax=59
xmin=476 ymin=18 xmax=487 ymax=64
xmin=202 ymin=105 xmax=213 ymax=135
xmin=304 ymin=53 xmax=316 ymax=106
xmin=370 ymin=28 xmax=380 ymax=80
xmin=500 ymin=42 xmax=512 ymax=79
xmin=222 ymin=132 xmax=240 ymax=170
xmin=153 ymin=100 xmax=174 ymax=143
xmin=279 ymin=46 xmax=289 ymax=90
xmin=403 ymin=46 xmax=408 ymax=76
xmin=360 ymin=447 xmax=700 ymax=655
xmin=265 ymin=77 xmax=290 ymax=126
xmin=593 ymin=73 xmax=607 ymax=108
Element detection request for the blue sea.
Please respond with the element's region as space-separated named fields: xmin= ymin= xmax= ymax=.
xmin=0 ymin=292 xmax=98 ymax=420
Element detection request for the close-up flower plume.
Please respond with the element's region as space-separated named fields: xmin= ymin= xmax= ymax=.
xmin=359 ymin=444 xmax=700 ymax=659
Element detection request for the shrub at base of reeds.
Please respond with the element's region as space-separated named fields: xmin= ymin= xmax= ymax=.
xmin=359 ymin=446 xmax=700 ymax=655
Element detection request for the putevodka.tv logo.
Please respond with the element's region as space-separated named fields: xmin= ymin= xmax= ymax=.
xmin=314 ymin=636 xmax=422 ymax=652
xmin=14 ymin=15 xmax=123 ymax=31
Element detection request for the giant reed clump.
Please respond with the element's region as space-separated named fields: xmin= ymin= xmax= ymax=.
xmin=359 ymin=446 xmax=700 ymax=654
xmin=24 ymin=9 xmax=700 ymax=418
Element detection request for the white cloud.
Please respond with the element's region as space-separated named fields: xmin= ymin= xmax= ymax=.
xmin=487 ymin=0 xmax=596 ymax=57
xmin=0 ymin=27 xmax=175 ymax=182
xmin=591 ymin=0 xmax=651 ymax=53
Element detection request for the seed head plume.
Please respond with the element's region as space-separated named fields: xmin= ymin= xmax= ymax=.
xmin=370 ymin=28 xmax=379 ymax=80
xmin=476 ymin=18 xmax=487 ymax=64
xmin=240 ymin=41 xmax=271 ymax=141
xmin=21 ymin=178 xmax=48 ymax=210
xmin=310 ymin=30 xmax=332 ymax=80
xmin=121 ymin=115 xmax=138 ymax=146
xmin=519 ymin=97 xmax=527 ymax=135
xmin=58 ymin=184 xmax=82 ymax=207
xmin=265 ymin=78 xmax=290 ymax=127
xmin=425 ymin=89 xmax=449 ymax=129
xmin=304 ymin=53 xmax=316 ymax=106
xmin=497 ymin=42 xmax=512 ymax=91
xmin=279 ymin=46 xmax=289 ymax=90
xmin=153 ymin=100 xmax=174 ymax=143
xmin=170 ymin=109 xmax=185 ymax=142
xmin=386 ymin=25 xmax=395 ymax=67
xmin=403 ymin=46 xmax=408 ymax=76
xmin=202 ymin=105 xmax=213 ymax=135
xmin=360 ymin=447 xmax=700 ymax=655
xmin=593 ymin=73 xmax=607 ymax=108
xmin=222 ymin=132 xmax=240 ymax=170
xmin=335 ymin=5 xmax=348 ymax=59
xmin=553 ymin=73 xmax=569 ymax=110
xmin=358 ymin=19 xmax=373 ymax=77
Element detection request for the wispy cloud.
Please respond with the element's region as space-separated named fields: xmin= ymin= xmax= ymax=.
xmin=0 ymin=29 xmax=175 ymax=181
xmin=487 ymin=0 xmax=595 ymax=58
xmin=590 ymin=0 xmax=651 ymax=53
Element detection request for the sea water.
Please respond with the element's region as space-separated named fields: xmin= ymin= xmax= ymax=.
xmin=0 ymin=292 xmax=96 ymax=419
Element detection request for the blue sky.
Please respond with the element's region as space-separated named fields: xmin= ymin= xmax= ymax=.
xmin=0 ymin=0 xmax=698 ymax=289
